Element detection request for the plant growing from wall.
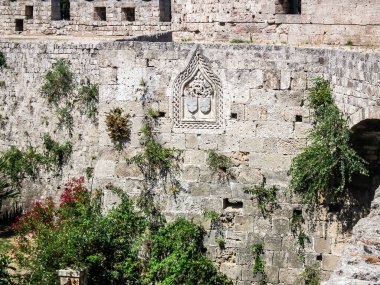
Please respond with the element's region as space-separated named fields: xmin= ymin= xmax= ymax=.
xmin=0 ymin=51 xmax=6 ymax=69
xmin=77 ymin=82 xmax=99 ymax=120
xmin=251 ymin=243 xmax=266 ymax=284
xmin=127 ymin=112 xmax=181 ymax=189
xmin=204 ymin=210 xmax=225 ymax=249
xmin=40 ymin=59 xmax=74 ymax=105
xmin=42 ymin=134 xmax=72 ymax=171
xmin=0 ymin=146 xmax=45 ymax=194
xmin=207 ymin=149 xmax=232 ymax=177
xmin=105 ymin=108 xmax=131 ymax=150
xmin=299 ymin=264 xmax=321 ymax=285
xmin=56 ymin=104 xmax=74 ymax=135
xmin=127 ymin=111 xmax=181 ymax=226
xmin=290 ymin=210 xmax=310 ymax=261
xmin=243 ymin=176 xmax=278 ymax=218
xmin=289 ymin=77 xmax=368 ymax=205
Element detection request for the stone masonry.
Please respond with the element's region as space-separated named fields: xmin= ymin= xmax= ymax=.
xmin=2 ymin=0 xmax=380 ymax=45
xmin=1 ymin=38 xmax=380 ymax=284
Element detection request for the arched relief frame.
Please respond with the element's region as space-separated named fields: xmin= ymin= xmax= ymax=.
xmin=172 ymin=47 xmax=224 ymax=133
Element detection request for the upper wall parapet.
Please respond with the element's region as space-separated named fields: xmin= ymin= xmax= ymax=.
xmin=1 ymin=0 xmax=380 ymax=46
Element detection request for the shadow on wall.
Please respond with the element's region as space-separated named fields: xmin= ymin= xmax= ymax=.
xmin=340 ymin=119 xmax=380 ymax=232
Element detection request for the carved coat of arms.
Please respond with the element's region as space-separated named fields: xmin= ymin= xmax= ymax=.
xmin=172 ymin=48 xmax=224 ymax=132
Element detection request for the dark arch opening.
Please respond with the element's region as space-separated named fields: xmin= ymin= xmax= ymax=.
xmin=341 ymin=119 xmax=380 ymax=231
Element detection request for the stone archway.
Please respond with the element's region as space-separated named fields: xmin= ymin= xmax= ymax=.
xmin=340 ymin=118 xmax=380 ymax=231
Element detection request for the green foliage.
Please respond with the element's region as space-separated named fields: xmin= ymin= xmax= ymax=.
xmin=289 ymin=77 xmax=368 ymax=204
xmin=251 ymin=243 xmax=266 ymax=284
xmin=207 ymin=149 xmax=232 ymax=173
xmin=307 ymin=78 xmax=334 ymax=111
xmin=230 ymin=39 xmax=249 ymax=44
xmin=290 ymin=210 xmax=310 ymax=261
xmin=204 ymin=210 xmax=219 ymax=222
xmin=127 ymin=119 xmax=181 ymax=189
xmin=85 ymin=166 xmax=94 ymax=180
xmin=40 ymin=59 xmax=74 ymax=105
xmin=0 ymin=51 xmax=6 ymax=69
xmin=56 ymin=104 xmax=74 ymax=135
xmin=345 ymin=40 xmax=353 ymax=46
xmin=147 ymin=108 xmax=159 ymax=119
xmin=105 ymin=108 xmax=131 ymax=150
xmin=0 ymin=255 xmax=16 ymax=285
xmin=243 ymin=177 xmax=278 ymax=218
xmin=146 ymin=218 xmax=232 ymax=285
xmin=77 ymin=83 xmax=99 ymax=120
xmin=299 ymin=264 xmax=320 ymax=285
xmin=0 ymin=146 xmax=45 ymax=197
xmin=216 ymin=238 xmax=226 ymax=250
xmin=42 ymin=134 xmax=72 ymax=170
xmin=13 ymin=179 xmax=231 ymax=285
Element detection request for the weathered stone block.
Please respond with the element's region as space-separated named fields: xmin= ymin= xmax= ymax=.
xmin=314 ymin=237 xmax=332 ymax=254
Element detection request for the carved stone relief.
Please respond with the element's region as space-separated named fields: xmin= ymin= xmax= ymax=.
xmin=172 ymin=48 xmax=224 ymax=131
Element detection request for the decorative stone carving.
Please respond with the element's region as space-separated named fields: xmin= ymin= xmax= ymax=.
xmin=172 ymin=48 xmax=224 ymax=132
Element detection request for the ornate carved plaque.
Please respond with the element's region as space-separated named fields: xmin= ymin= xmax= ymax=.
xmin=172 ymin=49 xmax=224 ymax=131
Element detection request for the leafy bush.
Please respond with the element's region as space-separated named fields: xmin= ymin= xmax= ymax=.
xmin=56 ymin=104 xmax=74 ymax=135
xmin=299 ymin=264 xmax=320 ymax=285
xmin=105 ymin=108 xmax=131 ymax=150
xmin=13 ymin=178 xmax=231 ymax=285
xmin=207 ymin=149 xmax=232 ymax=173
xmin=128 ymin=121 xmax=181 ymax=185
xmin=41 ymin=59 xmax=74 ymax=105
xmin=244 ymin=177 xmax=278 ymax=217
xmin=0 ymin=146 xmax=45 ymax=197
xmin=77 ymin=83 xmax=99 ymax=120
xmin=289 ymin=78 xmax=368 ymax=204
xmin=251 ymin=243 xmax=266 ymax=284
xmin=0 ymin=255 xmax=16 ymax=285
xmin=42 ymin=134 xmax=72 ymax=170
xmin=145 ymin=218 xmax=231 ymax=285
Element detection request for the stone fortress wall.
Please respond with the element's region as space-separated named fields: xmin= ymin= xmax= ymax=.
xmin=1 ymin=0 xmax=380 ymax=45
xmin=0 ymin=38 xmax=379 ymax=284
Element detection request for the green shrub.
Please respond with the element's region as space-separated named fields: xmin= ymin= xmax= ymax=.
xmin=77 ymin=83 xmax=99 ymax=120
xmin=207 ymin=149 xmax=232 ymax=173
xmin=0 ymin=52 xmax=6 ymax=69
xmin=243 ymin=177 xmax=278 ymax=218
xmin=146 ymin=218 xmax=232 ymax=285
xmin=42 ymin=134 xmax=72 ymax=170
xmin=56 ymin=104 xmax=74 ymax=135
xmin=251 ymin=243 xmax=266 ymax=284
xmin=41 ymin=59 xmax=74 ymax=105
xmin=0 ymin=255 xmax=16 ymax=285
xmin=289 ymin=78 xmax=368 ymax=204
xmin=127 ymin=118 xmax=181 ymax=189
xmin=299 ymin=264 xmax=320 ymax=285
xmin=105 ymin=108 xmax=131 ymax=150
xmin=0 ymin=146 xmax=45 ymax=193
xmin=345 ymin=40 xmax=353 ymax=46
xmin=13 ymin=178 xmax=231 ymax=285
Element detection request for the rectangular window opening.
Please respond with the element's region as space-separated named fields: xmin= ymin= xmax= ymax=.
xmin=223 ymin=198 xmax=243 ymax=210
xmin=121 ymin=7 xmax=135 ymax=21
xmin=25 ymin=6 xmax=34 ymax=20
xmin=277 ymin=0 xmax=301 ymax=15
xmin=15 ymin=19 xmax=24 ymax=32
xmin=159 ymin=0 xmax=171 ymax=22
xmin=94 ymin=7 xmax=106 ymax=21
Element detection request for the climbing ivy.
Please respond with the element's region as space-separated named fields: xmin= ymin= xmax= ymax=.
xmin=289 ymin=77 xmax=368 ymax=204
